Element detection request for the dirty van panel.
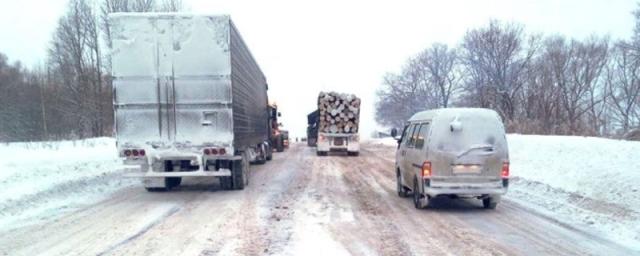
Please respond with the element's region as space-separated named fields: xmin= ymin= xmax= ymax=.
xmin=430 ymin=110 xmax=507 ymax=179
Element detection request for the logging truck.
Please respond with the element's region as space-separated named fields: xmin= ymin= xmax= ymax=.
xmin=315 ymin=92 xmax=361 ymax=156
xmin=111 ymin=13 xmax=273 ymax=191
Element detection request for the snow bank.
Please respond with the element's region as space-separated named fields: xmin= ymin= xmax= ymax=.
xmin=0 ymin=138 xmax=136 ymax=230
xmin=507 ymin=134 xmax=640 ymax=250
xmin=508 ymin=134 xmax=640 ymax=210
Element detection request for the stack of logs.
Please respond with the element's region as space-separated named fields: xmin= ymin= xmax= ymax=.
xmin=318 ymin=92 xmax=360 ymax=134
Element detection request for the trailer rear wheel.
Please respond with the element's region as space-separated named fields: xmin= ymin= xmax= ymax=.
xmin=347 ymin=151 xmax=359 ymax=156
xmin=316 ymin=151 xmax=327 ymax=156
xmin=232 ymin=152 xmax=249 ymax=190
xmin=220 ymin=177 xmax=233 ymax=190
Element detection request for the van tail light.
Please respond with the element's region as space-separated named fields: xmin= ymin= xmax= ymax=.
xmin=501 ymin=161 xmax=510 ymax=178
xmin=421 ymin=161 xmax=432 ymax=178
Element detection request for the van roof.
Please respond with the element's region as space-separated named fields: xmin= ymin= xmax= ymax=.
xmin=408 ymin=108 xmax=500 ymax=122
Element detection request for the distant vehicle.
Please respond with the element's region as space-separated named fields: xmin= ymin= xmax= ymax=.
xmin=269 ymin=104 xmax=286 ymax=152
xmin=315 ymin=92 xmax=361 ymax=156
xmin=307 ymin=110 xmax=319 ymax=147
xmin=392 ymin=108 xmax=509 ymax=209
xmin=111 ymin=14 xmax=273 ymax=191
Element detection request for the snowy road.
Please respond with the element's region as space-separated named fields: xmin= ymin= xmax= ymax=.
xmin=0 ymin=143 xmax=635 ymax=256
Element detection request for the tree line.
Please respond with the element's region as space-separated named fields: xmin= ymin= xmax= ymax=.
xmin=376 ymin=14 xmax=640 ymax=138
xmin=0 ymin=0 xmax=183 ymax=142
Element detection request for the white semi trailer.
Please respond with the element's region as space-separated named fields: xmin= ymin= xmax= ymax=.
xmin=110 ymin=13 xmax=273 ymax=191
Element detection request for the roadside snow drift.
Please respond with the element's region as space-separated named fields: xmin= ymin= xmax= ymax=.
xmin=506 ymin=134 xmax=640 ymax=250
xmin=0 ymin=138 xmax=136 ymax=231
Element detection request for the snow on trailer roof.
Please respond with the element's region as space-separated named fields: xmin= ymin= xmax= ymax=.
xmin=408 ymin=108 xmax=501 ymax=122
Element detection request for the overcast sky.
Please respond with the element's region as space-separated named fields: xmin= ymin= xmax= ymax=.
xmin=0 ymin=0 xmax=638 ymax=138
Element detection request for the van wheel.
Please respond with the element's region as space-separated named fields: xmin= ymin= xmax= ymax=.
xmin=396 ymin=170 xmax=409 ymax=198
xmin=413 ymin=177 xmax=428 ymax=209
xmin=483 ymin=197 xmax=498 ymax=209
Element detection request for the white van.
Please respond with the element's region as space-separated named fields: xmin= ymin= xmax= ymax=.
xmin=392 ymin=108 xmax=509 ymax=209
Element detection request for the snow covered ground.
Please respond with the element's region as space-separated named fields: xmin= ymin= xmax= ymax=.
xmin=0 ymin=138 xmax=137 ymax=231
xmin=1 ymin=135 xmax=639 ymax=251
xmin=370 ymin=134 xmax=640 ymax=250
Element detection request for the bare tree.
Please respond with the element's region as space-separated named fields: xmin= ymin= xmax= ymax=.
xmin=416 ymin=43 xmax=461 ymax=108
xmin=49 ymin=0 xmax=108 ymax=138
xmin=461 ymin=20 xmax=539 ymax=122
xmin=606 ymin=41 xmax=640 ymax=134
xmin=158 ymin=0 xmax=183 ymax=12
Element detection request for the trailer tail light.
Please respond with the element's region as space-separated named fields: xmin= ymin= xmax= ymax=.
xmin=123 ymin=149 xmax=145 ymax=158
xmin=204 ymin=148 xmax=225 ymax=156
xmin=501 ymin=161 xmax=510 ymax=178
xmin=421 ymin=161 xmax=432 ymax=178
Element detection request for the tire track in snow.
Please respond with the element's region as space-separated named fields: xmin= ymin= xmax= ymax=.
xmin=95 ymin=205 xmax=181 ymax=256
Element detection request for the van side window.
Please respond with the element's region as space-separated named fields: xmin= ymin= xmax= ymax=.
xmin=408 ymin=124 xmax=422 ymax=147
xmin=402 ymin=124 xmax=417 ymax=146
xmin=415 ymin=123 xmax=430 ymax=149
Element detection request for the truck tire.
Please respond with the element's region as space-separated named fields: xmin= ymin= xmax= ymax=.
xmin=307 ymin=138 xmax=317 ymax=147
xmin=254 ymin=144 xmax=267 ymax=165
xmin=220 ymin=177 xmax=233 ymax=190
xmin=266 ymin=144 xmax=273 ymax=161
xmin=232 ymin=152 xmax=249 ymax=190
xmin=276 ymin=137 xmax=284 ymax=152
xmin=347 ymin=151 xmax=359 ymax=156
xmin=316 ymin=151 xmax=327 ymax=156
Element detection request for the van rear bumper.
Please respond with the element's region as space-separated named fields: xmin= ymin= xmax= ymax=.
xmin=424 ymin=181 xmax=507 ymax=196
